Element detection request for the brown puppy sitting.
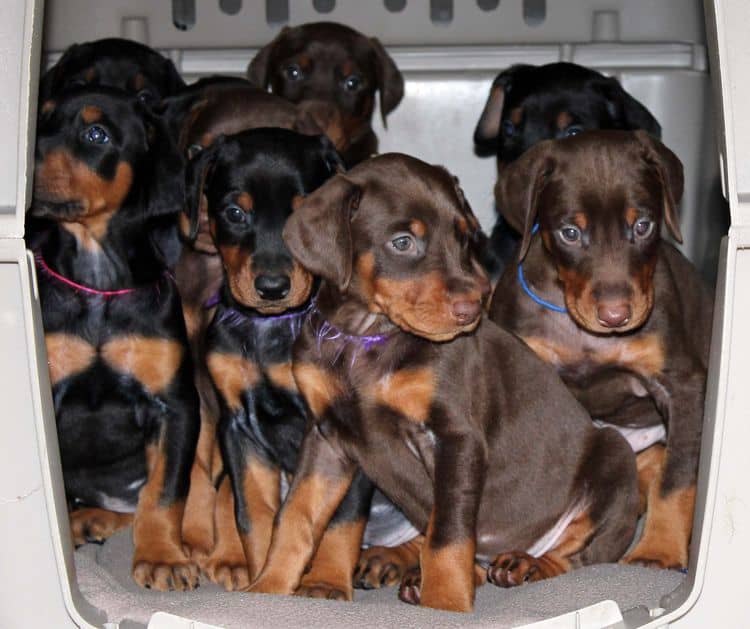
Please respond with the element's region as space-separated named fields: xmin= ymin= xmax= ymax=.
xmin=489 ymin=130 xmax=712 ymax=569
xmin=247 ymin=22 xmax=404 ymax=166
xmin=248 ymin=154 xmax=639 ymax=612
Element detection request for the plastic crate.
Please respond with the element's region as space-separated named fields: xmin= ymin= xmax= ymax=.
xmin=1 ymin=1 xmax=749 ymax=627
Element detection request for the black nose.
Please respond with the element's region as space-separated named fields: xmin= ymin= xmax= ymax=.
xmin=254 ymin=274 xmax=291 ymax=300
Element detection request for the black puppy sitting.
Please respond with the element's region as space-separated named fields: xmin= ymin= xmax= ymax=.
xmin=186 ymin=128 xmax=372 ymax=597
xmin=30 ymin=88 xmax=200 ymax=591
xmin=473 ymin=62 xmax=661 ymax=277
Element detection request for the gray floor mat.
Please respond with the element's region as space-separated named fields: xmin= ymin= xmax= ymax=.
xmin=73 ymin=529 xmax=684 ymax=628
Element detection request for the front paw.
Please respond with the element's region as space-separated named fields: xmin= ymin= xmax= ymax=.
xmin=398 ymin=566 xmax=422 ymax=605
xmin=621 ymin=546 xmax=686 ymax=570
xmin=295 ymin=581 xmax=350 ymax=601
xmin=132 ymin=548 xmax=200 ymax=591
xmin=249 ymin=572 xmax=296 ymax=596
xmin=204 ymin=554 xmax=250 ymax=591
xmin=488 ymin=551 xmax=545 ymax=587
xmin=70 ymin=508 xmax=132 ymax=546
xmin=354 ymin=546 xmax=411 ymax=590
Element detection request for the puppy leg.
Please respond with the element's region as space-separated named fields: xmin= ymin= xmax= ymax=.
xmin=355 ymin=536 xmax=423 ymax=590
xmin=249 ymin=427 xmax=356 ymax=596
xmin=297 ymin=471 xmax=372 ymax=601
xmin=203 ymin=476 xmax=251 ymax=591
xmin=70 ymin=508 xmax=133 ymax=546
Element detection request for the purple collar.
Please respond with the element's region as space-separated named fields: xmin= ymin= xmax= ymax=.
xmin=308 ymin=306 xmax=391 ymax=366
xmin=206 ymin=291 xmax=317 ymax=328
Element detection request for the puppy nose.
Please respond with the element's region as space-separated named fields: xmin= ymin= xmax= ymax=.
xmin=597 ymin=303 xmax=632 ymax=328
xmin=254 ymin=274 xmax=291 ymax=300
xmin=452 ymin=300 xmax=482 ymax=326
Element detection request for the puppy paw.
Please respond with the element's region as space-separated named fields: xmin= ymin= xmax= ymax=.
xmin=204 ymin=557 xmax=251 ymax=591
xmin=69 ymin=508 xmax=132 ymax=546
xmin=398 ymin=566 xmax=422 ymax=605
xmin=488 ymin=551 xmax=546 ymax=587
xmin=132 ymin=549 xmax=200 ymax=591
xmin=621 ymin=549 xmax=685 ymax=570
xmin=295 ymin=581 xmax=350 ymax=601
xmin=354 ymin=546 xmax=410 ymax=590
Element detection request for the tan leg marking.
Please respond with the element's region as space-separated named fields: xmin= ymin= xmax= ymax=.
xmin=102 ymin=336 xmax=183 ymax=394
xmin=206 ymin=352 xmax=260 ymax=411
xmin=355 ymin=536 xmax=424 ymax=589
xmin=293 ymin=363 xmax=343 ymax=416
xmin=635 ymin=444 xmax=666 ymax=514
xmin=267 ymin=362 xmax=297 ymax=392
xmin=69 ymin=508 xmax=133 ymax=546
xmin=45 ymin=333 xmax=96 ymax=385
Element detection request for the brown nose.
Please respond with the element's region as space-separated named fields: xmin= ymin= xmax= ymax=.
xmin=452 ymin=300 xmax=482 ymax=326
xmin=597 ymin=303 xmax=632 ymax=328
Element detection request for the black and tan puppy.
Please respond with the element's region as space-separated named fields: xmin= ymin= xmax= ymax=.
xmin=186 ymin=128 xmax=373 ymax=597
xmin=247 ymin=21 xmax=404 ymax=166
xmin=474 ymin=62 xmax=661 ymax=277
xmin=40 ymin=37 xmax=185 ymax=105
xmin=489 ymin=130 xmax=711 ymax=569
xmin=30 ymin=88 xmax=200 ymax=590
xmin=249 ymin=154 xmax=639 ymax=612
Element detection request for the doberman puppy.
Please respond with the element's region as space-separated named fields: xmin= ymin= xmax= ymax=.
xmin=167 ymin=86 xmax=350 ymax=573
xmin=473 ymin=62 xmax=661 ymax=278
xmin=248 ymin=154 xmax=639 ymax=612
xmin=489 ymin=130 xmax=712 ymax=570
xmin=186 ymin=128 xmax=374 ymax=597
xmin=39 ymin=37 xmax=185 ymax=105
xmin=247 ymin=21 xmax=404 ymax=166
xmin=30 ymin=88 xmax=201 ymax=590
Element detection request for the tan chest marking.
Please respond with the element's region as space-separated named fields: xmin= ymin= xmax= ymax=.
xmin=522 ymin=333 xmax=665 ymax=378
xmin=206 ymin=352 xmax=260 ymax=411
xmin=369 ymin=367 xmax=435 ymax=423
xmin=267 ymin=362 xmax=297 ymax=392
xmin=102 ymin=336 xmax=184 ymax=394
xmin=45 ymin=333 xmax=97 ymax=385
xmin=293 ymin=363 xmax=343 ymax=417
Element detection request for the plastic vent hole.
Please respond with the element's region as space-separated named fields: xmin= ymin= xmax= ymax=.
xmin=172 ymin=0 xmax=196 ymax=31
xmin=430 ymin=0 xmax=453 ymax=24
xmin=384 ymin=0 xmax=406 ymax=12
xmin=313 ymin=0 xmax=336 ymax=13
xmin=266 ymin=0 xmax=289 ymax=25
xmin=523 ymin=0 xmax=546 ymax=27
xmin=477 ymin=0 xmax=499 ymax=11
xmin=219 ymin=0 xmax=242 ymax=16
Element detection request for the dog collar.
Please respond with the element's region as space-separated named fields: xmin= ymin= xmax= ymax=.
xmin=516 ymin=224 xmax=568 ymax=314
xmin=34 ymin=251 xmax=154 ymax=298
xmin=308 ymin=306 xmax=391 ymax=366
xmin=206 ymin=290 xmax=317 ymax=325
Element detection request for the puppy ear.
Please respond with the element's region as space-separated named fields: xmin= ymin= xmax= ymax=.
xmin=369 ymin=38 xmax=404 ymax=126
xmin=634 ymin=130 xmax=684 ymax=243
xmin=283 ymin=174 xmax=360 ymax=292
xmin=593 ymin=77 xmax=662 ymax=138
xmin=247 ymin=27 xmax=290 ymax=88
xmin=494 ymin=142 xmax=556 ymax=261
xmin=317 ymin=135 xmax=347 ymax=175
xmin=184 ymin=137 xmax=223 ymax=242
xmin=474 ymin=65 xmax=531 ymax=152
xmin=141 ymin=107 xmax=186 ymax=217
xmin=160 ymin=57 xmax=186 ymax=95
xmin=38 ymin=43 xmax=81 ymax=102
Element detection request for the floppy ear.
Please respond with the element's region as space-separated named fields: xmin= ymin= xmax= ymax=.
xmin=494 ymin=141 xmax=556 ymax=261
xmin=634 ymin=130 xmax=684 ymax=243
xmin=38 ymin=43 xmax=81 ymax=102
xmin=593 ymin=77 xmax=662 ymax=138
xmin=474 ymin=65 xmax=532 ymax=153
xmin=369 ymin=38 xmax=404 ymax=126
xmin=184 ymin=137 xmax=223 ymax=242
xmin=283 ymin=174 xmax=360 ymax=292
xmin=317 ymin=135 xmax=347 ymax=175
xmin=160 ymin=56 xmax=186 ymax=95
xmin=247 ymin=27 xmax=290 ymax=88
xmin=141 ymin=107 xmax=186 ymax=216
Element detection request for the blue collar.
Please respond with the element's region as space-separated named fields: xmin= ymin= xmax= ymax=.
xmin=517 ymin=224 xmax=568 ymax=314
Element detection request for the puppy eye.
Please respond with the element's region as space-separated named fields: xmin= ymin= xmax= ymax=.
xmin=186 ymin=143 xmax=204 ymax=159
xmin=225 ymin=205 xmax=245 ymax=224
xmin=560 ymin=226 xmax=581 ymax=243
xmin=136 ymin=88 xmax=155 ymax=104
xmin=343 ymin=74 xmax=362 ymax=91
xmin=285 ymin=64 xmax=303 ymax=81
xmin=564 ymin=125 xmax=583 ymax=138
xmin=633 ymin=219 xmax=654 ymax=239
xmin=83 ymin=125 xmax=109 ymax=145
xmin=391 ymin=235 xmax=415 ymax=252
xmin=501 ymin=120 xmax=516 ymax=137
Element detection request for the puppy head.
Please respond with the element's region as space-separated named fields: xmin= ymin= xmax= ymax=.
xmin=474 ymin=63 xmax=661 ymax=162
xmin=497 ymin=130 xmax=683 ymax=334
xmin=284 ymin=154 xmax=490 ymax=342
xmin=185 ymin=128 xmax=343 ymax=314
xmin=247 ymin=22 xmax=404 ymax=137
xmin=40 ymin=38 xmax=185 ymax=106
xmin=32 ymin=89 xmax=184 ymax=243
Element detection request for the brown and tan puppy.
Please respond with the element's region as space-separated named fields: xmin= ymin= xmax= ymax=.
xmin=248 ymin=153 xmax=639 ymax=612
xmin=489 ymin=130 xmax=712 ymax=570
xmin=247 ymin=22 xmax=404 ymax=166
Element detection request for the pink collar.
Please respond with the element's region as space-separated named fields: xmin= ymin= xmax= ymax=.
xmin=34 ymin=252 xmax=163 ymax=298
